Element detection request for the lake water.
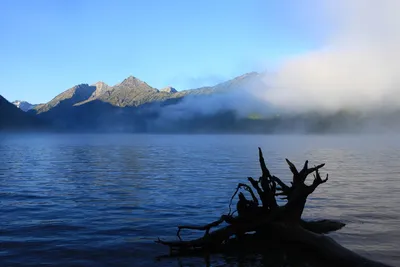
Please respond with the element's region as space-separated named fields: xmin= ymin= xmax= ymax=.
xmin=0 ymin=134 xmax=399 ymax=266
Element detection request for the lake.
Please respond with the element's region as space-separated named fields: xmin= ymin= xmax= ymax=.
xmin=0 ymin=134 xmax=399 ymax=266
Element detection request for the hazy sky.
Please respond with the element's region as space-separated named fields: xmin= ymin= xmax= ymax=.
xmin=0 ymin=0 xmax=324 ymax=103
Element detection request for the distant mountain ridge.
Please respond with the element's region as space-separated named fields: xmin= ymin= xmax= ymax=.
xmin=5 ymin=70 xmax=400 ymax=133
xmin=24 ymin=72 xmax=264 ymax=132
xmin=12 ymin=100 xmax=37 ymax=112
xmin=32 ymin=72 xmax=261 ymax=114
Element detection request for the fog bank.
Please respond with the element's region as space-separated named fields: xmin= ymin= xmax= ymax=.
xmin=259 ymin=0 xmax=400 ymax=114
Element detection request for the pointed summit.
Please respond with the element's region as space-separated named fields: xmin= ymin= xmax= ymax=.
xmin=125 ymin=75 xmax=137 ymax=80
xmin=93 ymin=81 xmax=108 ymax=88
xmin=92 ymin=81 xmax=109 ymax=91
xmin=119 ymin=75 xmax=147 ymax=87
xmin=90 ymin=81 xmax=110 ymax=99
xmin=116 ymin=75 xmax=155 ymax=91
xmin=92 ymin=75 xmax=158 ymax=107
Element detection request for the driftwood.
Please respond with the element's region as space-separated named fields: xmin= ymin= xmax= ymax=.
xmin=156 ymin=148 xmax=393 ymax=267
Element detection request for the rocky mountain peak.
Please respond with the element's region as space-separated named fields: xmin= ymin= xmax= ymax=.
xmin=120 ymin=76 xmax=146 ymax=86
xmin=92 ymin=81 xmax=109 ymax=92
xmin=89 ymin=81 xmax=111 ymax=99
xmin=93 ymin=81 xmax=107 ymax=87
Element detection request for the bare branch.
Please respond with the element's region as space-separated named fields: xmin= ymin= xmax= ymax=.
xmin=240 ymin=182 xmax=259 ymax=205
xmin=228 ymin=184 xmax=241 ymax=215
xmin=271 ymin=175 xmax=290 ymax=192
xmin=306 ymin=163 xmax=325 ymax=176
xmin=307 ymin=169 xmax=329 ymax=194
xmin=258 ymin=147 xmax=271 ymax=178
xmin=269 ymin=180 xmax=278 ymax=209
xmin=228 ymin=183 xmax=259 ymax=215
xmin=302 ymin=160 xmax=309 ymax=174
xmin=314 ymin=169 xmax=328 ymax=184
xmin=248 ymin=177 xmax=265 ymax=205
xmin=176 ymin=215 xmax=231 ymax=240
xmin=271 ymin=175 xmax=292 ymax=200
xmin=285 ymin=158 xmax=299 ymax=176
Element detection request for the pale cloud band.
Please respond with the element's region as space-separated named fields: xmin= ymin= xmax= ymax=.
xmin=258 ymin=0 xmax=400 ymax=113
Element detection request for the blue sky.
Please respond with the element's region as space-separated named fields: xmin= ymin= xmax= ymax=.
xmin=0 ymin=0 xmax=325 ymax=103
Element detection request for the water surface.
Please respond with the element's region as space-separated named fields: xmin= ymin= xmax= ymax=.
xmin=0 ymin=134 xmax=399 ymax=266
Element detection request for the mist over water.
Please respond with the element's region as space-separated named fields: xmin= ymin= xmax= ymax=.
xmin=259 ymin=0 xmax=400 ymax=114
xmin=150 ymin=0 xmax=400 ymax=134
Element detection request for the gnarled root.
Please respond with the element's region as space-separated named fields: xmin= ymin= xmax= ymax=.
xmin=156 ymin=148 xmax=393 ymax=267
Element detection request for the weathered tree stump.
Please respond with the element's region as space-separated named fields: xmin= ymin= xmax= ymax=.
xmin=156 ymin=148 xmax=393 ymax=267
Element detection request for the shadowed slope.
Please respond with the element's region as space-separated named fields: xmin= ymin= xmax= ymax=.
xmin=34 ymin=84 xmax=96 ymax=114
xmin=0 ymin=95 xmax=47 ymax=131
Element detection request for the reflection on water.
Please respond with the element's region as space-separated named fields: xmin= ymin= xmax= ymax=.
xmin=0 ymin=134 xmax=399 ymax=266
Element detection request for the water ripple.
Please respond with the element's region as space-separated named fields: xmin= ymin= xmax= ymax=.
xmin=0 ymin=133 xmax=399 ymax=266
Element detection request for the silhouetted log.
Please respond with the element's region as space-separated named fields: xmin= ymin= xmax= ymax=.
xmin=156 ymin=148 xmax=393 ymax=267
xmin=300 ymin=219 xmax=345 ymax=234
xmin=156 ymin=218 xmax=344 ymax=251
xmin=277 ymin=225 xmax=392 ymax=267
xmin=158 ymin=222 xmax=390 ymax=267
xmin=156 ymin=214 xmax=275 ymax=251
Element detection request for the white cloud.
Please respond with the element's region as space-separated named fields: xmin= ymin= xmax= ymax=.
xmin=258 ymin=0 xmax=400 ymax=113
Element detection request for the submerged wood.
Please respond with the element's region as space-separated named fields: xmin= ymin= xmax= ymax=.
xmin=156 ymin=148 xmax=393 ymax=267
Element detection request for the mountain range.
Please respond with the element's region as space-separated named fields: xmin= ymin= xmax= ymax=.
xmin=4 ymin=72 xmax=400 ymax=133
xmin=3 ymin=72 xmax=265 ymax=132
xmin=31 ymin=72 xmax=259 ymax=113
